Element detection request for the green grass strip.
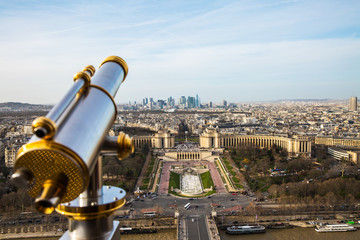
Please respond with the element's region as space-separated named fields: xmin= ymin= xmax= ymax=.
xmin=200 ymin=171 xmax=215 ymax=189
xmin=169 ymin=171 xmax=180 ymax=189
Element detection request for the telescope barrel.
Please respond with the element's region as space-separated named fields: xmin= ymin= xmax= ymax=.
xmin=33 ymin=65 xmax=96 ymax=140
xmin=14 ymin=56 xmax=128 ymax=213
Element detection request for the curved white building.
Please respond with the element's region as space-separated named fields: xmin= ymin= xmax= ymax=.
xmin=200 ymin=127 xmax=311 ymax=157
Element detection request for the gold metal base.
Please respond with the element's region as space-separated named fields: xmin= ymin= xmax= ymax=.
xmin=56 ymin=186 xmax=126 ymax=220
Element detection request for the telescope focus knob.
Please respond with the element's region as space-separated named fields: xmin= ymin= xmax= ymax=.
xmin=117 ymin=132 xmax=134 ymax=160
xmin=101 ymin=132 xmax=134 ymax=160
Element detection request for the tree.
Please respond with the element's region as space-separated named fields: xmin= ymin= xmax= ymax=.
xmin=308 ymin=169 xmax=322 ymax=180
xmin=141 ymin=143 xmax=150 ymax=155
xmin=325 ymin=192 xmax=336 ymax=210
xmin=245 ymin=202 xmax=261 ymax=217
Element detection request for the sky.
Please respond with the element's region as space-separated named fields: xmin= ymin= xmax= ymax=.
xmin=0 ymin=0 xmax=359 ymax=104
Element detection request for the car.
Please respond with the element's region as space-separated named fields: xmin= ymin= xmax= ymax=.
xmin=231 ymin=199 xmax=235 ymax=201
xmin=207 ymin=196 xmax=211 ymax=198
xmin=232 ymin=193 xmax=237 ymax=196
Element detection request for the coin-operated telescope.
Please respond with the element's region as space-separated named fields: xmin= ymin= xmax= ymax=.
xmin=11 ymin=56 xmax=134 ymax=240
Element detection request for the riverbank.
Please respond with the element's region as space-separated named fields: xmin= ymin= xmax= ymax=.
xmin=0 ymin=217 xmax=176 ymax=240
xmin=0 ymin=223 xmax=67 ymax=240
xmin=219 ymin=226 xmax=360 ymax=240
xmin=0 ymin=231 xmax=63 ymax=240
xmin=1 ymin=229 xmax=177 ymax=240
xmin=216 ymin=210 xmax=360 ymax=224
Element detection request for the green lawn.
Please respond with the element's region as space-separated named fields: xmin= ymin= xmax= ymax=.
xmin=169 ymin=172 xmax=180 ymax=189
xmin=143 ymin=177 xmax=150 ymax=184
xmin=200 ymin=171 xmax=215 ymax=189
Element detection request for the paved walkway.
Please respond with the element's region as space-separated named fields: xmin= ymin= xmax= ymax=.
xmin=158 ymin=161 xmax=171 ymax=194
xmin=134 ymin=151 xmax=152 ymax=190
xmin=206 ymin=216 xmax=221 ymax=240
xmin=215 ymin=159 xmax=236 ymax=192
xmin=150 ymin=158 xmax=163 ymax=193
xmin=178 ymin=217 xmax=187 ymax=240
xmin=208 ymin=161 xmax=227 ymax=193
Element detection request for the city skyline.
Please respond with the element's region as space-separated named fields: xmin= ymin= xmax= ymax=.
xmin=0 ymin=0 xmax=359 ymax=104
xmin=0 ymin=95 xmax=357 ymax=106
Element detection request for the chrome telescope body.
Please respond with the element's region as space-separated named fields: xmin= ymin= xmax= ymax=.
xmin=12 ymin=56 xmax=133 ymax=217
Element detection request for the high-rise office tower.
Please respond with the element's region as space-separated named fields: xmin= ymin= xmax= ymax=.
xmin=349 ymin=96 xmax=358 ymax=111
xmin=187 ymin=96 xmax=195 ymax=108
xmin=196 ymin=94 xmax=199 ymax=107
xmin=223 ymin=99 xmax=227 ymax=107
xmin=167 ymin=96 xmax=175 ymax=108
xmin=158 ymin=100 xmax=165 ymax=109
xmin=179 ymin=96 xmax=186 ymax=106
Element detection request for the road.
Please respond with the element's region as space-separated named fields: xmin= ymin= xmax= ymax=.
xmin=186 ymin=215 xmax=209 ymax=240
xmin=126 ymin=193 xmax=251 ymax=217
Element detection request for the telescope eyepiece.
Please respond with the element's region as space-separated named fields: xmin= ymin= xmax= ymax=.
xmin=34 ymin=127 xmax=47 ymax=138
xmin=32 ymin=117 xmax=57 ymax=139
xmin=35 ymin=173 xmax=68 ymax=214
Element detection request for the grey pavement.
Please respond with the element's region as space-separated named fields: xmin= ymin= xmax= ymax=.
xmin=125 ymin=193 xmax=251 ymax=217
xmin=186 ymin=215 xmax=209 ymax=240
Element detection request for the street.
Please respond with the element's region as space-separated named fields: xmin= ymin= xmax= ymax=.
xmin=125 ymin=193 xmax=251 ymax=217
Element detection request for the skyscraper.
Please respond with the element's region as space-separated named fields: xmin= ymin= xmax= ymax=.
xmin=167 ymin=96 xmax=175 ymax=108
xmin=223 ymin=99 xmax=227 ymax=107
xmin=187 ymin=96 xmax=195 ymax=108
xmin=349 ymin=96 xmax=358 ymax=111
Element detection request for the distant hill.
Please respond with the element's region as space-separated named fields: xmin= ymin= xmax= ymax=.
xmin=276 ymin=99 xmax=332 ymax=102
xmin=0 ymin=102 xmax=52 ymax=111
